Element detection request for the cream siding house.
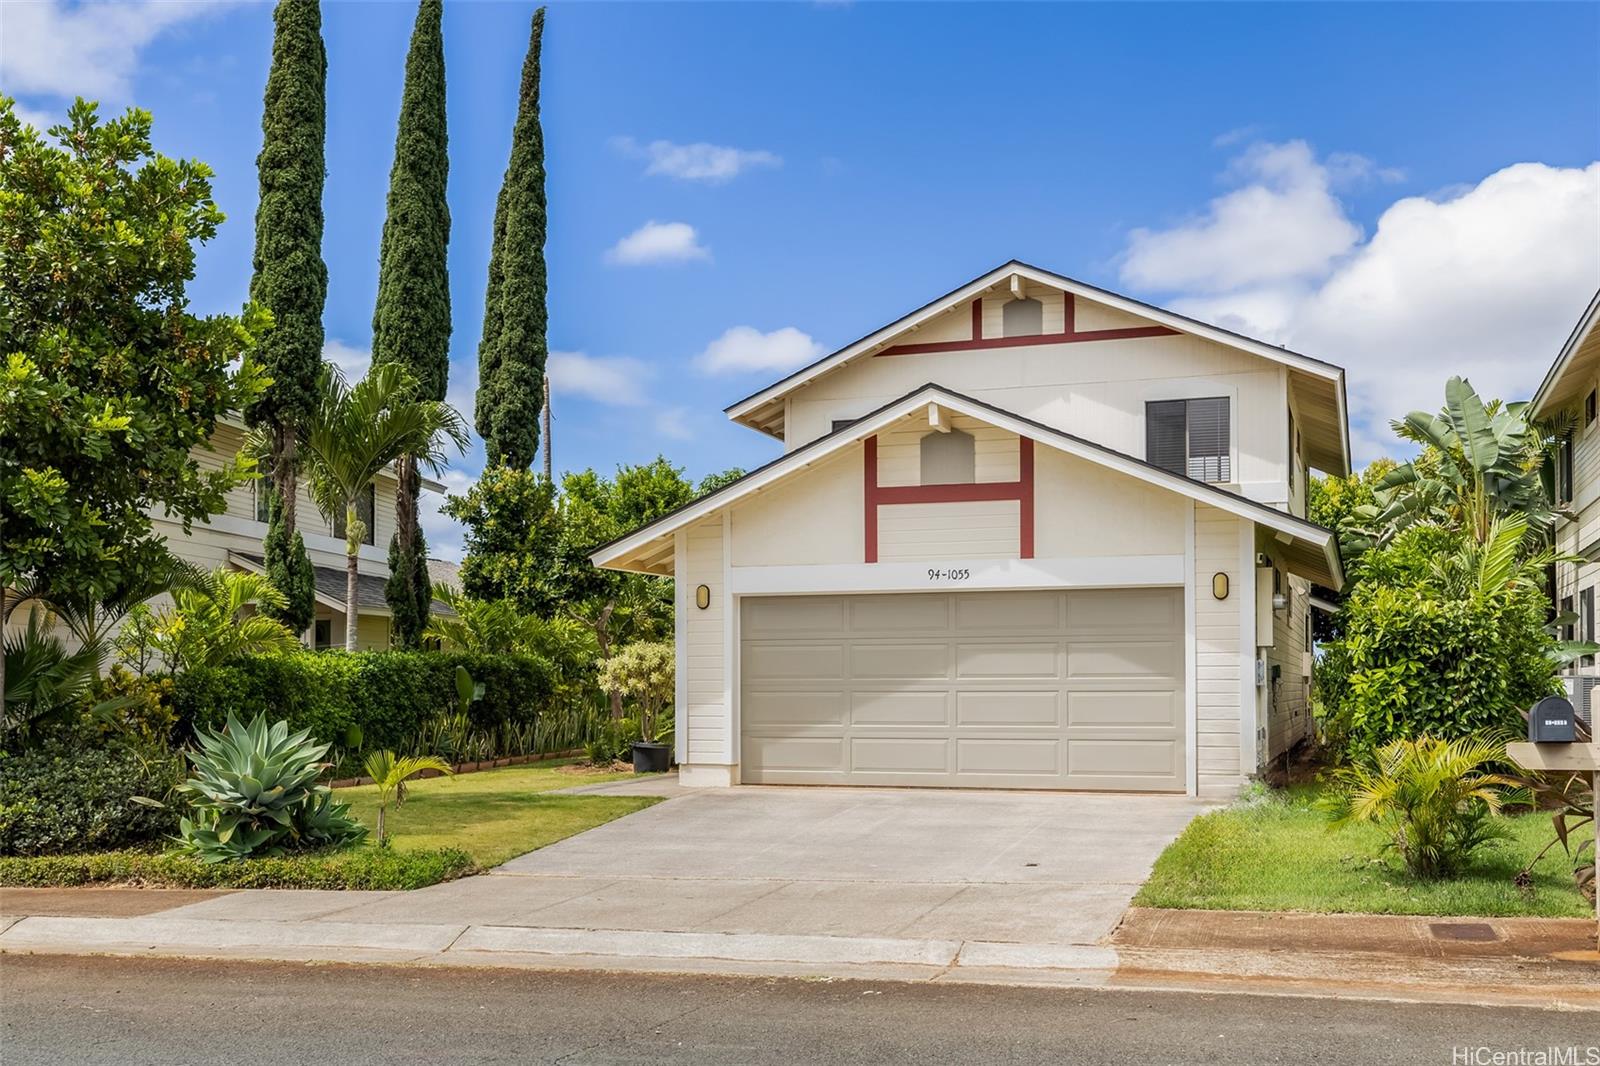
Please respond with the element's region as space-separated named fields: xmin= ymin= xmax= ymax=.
xmin=8 ymin=418 xmax=447 ymax=653
xmin=1529 ymin=289 xmax=1600 ymax=726
xmin=594 ymin=262 xmax=1349 ymax=799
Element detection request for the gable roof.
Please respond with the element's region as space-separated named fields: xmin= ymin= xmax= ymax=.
xmin=594 ymin=383 xmax=1344 ymax=589
xmin=1529 ymin=288 xmax=1600 ymax=419
xmin=724 ymin=260 xmax=1350 ymax=474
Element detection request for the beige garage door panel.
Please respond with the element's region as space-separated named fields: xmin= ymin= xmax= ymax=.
xmin=740 ymin=589 xmax=1185 ymax=791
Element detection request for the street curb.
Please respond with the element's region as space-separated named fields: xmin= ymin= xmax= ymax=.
xmin=2 ymin=916 xmax=1594 ymax=1010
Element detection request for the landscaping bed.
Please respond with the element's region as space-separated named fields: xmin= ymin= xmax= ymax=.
xmin=1136 ymin=784 xmax=1593 ymax=919
xmin=0 ymin=760 xmax=659 ymax=890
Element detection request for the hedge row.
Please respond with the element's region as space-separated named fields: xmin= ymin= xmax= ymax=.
xmin=170 ymin=651 xmax=556 ymax=753
xmin=0 ymin=846 xmax=479 ymax=890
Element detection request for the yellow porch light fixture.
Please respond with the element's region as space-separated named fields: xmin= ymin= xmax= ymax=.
xmin=1211 ymin=572 xmax=1230 ymax=600
xmin=695 ymin=584 xmax=711 ymax=610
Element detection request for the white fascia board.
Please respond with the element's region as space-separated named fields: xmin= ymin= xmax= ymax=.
xmin=1530 ymin=288 xmax=1600 ymax=417
xmin=724 ymin=261 xmax=1345 ymax=422
xmin=594 ymin=384 xmax=1341 ymax=579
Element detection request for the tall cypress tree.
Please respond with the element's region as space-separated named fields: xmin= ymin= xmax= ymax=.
xmin=373 ymin=0 xmax=451 ymax=646
xmin=245 ymin=0 xmax=326 ymax=635
xmin=475 ymin=7 xmax=547 ymax=470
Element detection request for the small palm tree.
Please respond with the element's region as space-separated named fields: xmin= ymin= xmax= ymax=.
xmin=1323 ymin=736 xmax=1515 ymax=879
xmin=362 ymin=749 xmax=454 ymax=845
xmin=153 ymin=568 xmax=302 ymax=672
xmin=300 ymin=364 xmax=467 ymax=650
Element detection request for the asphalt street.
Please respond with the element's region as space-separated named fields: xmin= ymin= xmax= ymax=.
xmin=3 ymin=954 xmax=1597 ymax=1065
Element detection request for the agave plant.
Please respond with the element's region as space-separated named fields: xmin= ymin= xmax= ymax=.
xmin=1322 ymin=735 xmax=1515 ymax=880
xmin=174 ymin=712 xmax=364 ymax=863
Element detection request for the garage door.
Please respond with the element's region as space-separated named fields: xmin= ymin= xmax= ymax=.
xmin=739 ymin=589 xmax=1184 ymax=791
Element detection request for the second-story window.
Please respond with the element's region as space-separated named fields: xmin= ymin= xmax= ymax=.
xmin=1587 ymin=389 xmax=1596 ymax=427
xmin=1146 ymin=397 xmax=1231 ymax=483
xmin=332 ymin=483 xmax=377 ymax=546
xmin=1002 ymin=297 xmax=1043 ymax=338
xmin=920 ymin=428 xmax=975 ymax=485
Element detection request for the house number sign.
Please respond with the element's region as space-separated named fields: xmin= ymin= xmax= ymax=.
xmin=927 ymin=567 xmax=973 ymax=582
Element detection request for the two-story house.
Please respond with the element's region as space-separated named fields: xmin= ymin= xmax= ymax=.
xmin=3 ymin=418 xmax=450 ymax=653
xmin=593 ymin=262 xmax=1349 ymax=798
xmin=1529 ymin=288 xmax=1600 ymax=723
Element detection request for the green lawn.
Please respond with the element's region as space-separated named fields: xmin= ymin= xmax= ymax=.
xmin=338 ymin=760 xmax=661 ymax=868
xmin=1136 ymin=784 xmax=1594 ymax=918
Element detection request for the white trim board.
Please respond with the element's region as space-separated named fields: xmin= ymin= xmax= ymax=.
xmin=728 ymin=555 xmax=1185 ymax=596
xmin=726 ymin=260 xmax=1346 ymax=423
xmin=594 ymin=383 xmax=1343 ymax=589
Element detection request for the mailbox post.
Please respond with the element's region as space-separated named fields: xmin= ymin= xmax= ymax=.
xmin=1507 ymin=695 xmax=1598 ymax=954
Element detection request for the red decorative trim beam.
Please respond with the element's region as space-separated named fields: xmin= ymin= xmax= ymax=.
xmin=876 ymin=292 xmax=1176 ymax=357
xmin=863 ymin=434 xmax=1035 ymax=563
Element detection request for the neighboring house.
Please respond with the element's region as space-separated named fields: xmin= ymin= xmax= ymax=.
xmin=1528 ymin=288 xmax=1600 ymax=724
xmin=7 ymin=417 xmax=450 ymax=653
xmin=593 ymin=261 xmax=1349 ymax=798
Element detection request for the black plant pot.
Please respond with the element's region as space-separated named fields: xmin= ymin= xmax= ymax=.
xmin=631 ymin=742 xmax=670 ymax=774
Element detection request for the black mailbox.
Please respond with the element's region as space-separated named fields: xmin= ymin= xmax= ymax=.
xmin=1529 ymin=696 xmax=1577 ymax=743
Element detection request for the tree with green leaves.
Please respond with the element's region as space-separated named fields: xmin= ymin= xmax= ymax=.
xmin=1355 ymin=377 xmax=1560 ymax=549
xmin=299 ymin=364 xmax=467 ymax=651
xmin=474 ymin=7 xmax=548 ymax=469
xmin=244 ymin=0 xmax=326 ymax=626
xmin=0 ymin=98 xmax=267 ymax=724
xmin=262 ymin=489 xmax=315 ymax=634
xmin=374 ymin=0 xmax=452 ymax=646
xmin=444 ymin=458 xmax=741 ymax=717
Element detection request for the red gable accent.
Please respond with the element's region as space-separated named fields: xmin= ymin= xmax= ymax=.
xmin=876 ymin=292 xmax=1176 ymax=357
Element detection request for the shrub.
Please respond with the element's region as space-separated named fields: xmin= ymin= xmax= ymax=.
xmin=1316 ymin=525 xmax=1560 ymax=760
xmin=585 ymin=716 xmax=640 ymax=766
xmin=170 ymin=650 xmax=556 ymax=757
xmin=597 ymin=641 xmax=674 ymax=742
xmin=175 ymin=713 xmax=365 ymax=862
xmin=0 ymin=743 xmax=182 ymax=856
xmin=0 ymin=845 xmax=477 ymax=890
xmin=1321 ymin=735 xmax=1514 ymax=879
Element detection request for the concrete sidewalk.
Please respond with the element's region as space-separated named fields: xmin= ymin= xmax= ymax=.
xmin=3 ymin=887 xmax=1595 ymax=1009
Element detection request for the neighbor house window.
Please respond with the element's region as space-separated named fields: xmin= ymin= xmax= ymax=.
xmin=1561 ymin=595 xmax=1576 ymax=644
xmin=253 ymin=457 xmax=276 ymax=523
xmin=920 ymin=428 xmax=975 ymax=485
xmin=1002 ymin=297 xmax=1043 ymax=338
xmin=1558 ymin=434 xmax=1574 ymax=504
xmin=1583 ymin=588 xmax=1595 ymax=668
xmin=331 ymin=483 xmax=376 ymax=546
xmin=314 ymin=619 xmax=333 ymax=651
xmin=1146 ymin=397 xmax=1231 ymax=482
xmin=1587 ymin=389 xmax=1596 ymax=426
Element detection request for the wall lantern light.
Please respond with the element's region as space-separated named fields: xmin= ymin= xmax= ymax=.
xmin=1211 ymin=572 xmax=1230 ymax=600
xmin=695 ymin=584 xmax=711 ymax=610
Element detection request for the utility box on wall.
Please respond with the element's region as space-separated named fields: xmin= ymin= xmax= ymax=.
xmin=1255 ymin=566 xmax=1276 ymax=646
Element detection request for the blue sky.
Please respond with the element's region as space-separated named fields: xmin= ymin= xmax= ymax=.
xmin=5 ymin=1 xmax=1598 ymax=558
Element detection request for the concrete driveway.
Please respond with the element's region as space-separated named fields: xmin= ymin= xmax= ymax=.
xmin=329 ymin=784 xmax=1207 ymax=946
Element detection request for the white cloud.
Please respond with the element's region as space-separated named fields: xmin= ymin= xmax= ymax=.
xmin=546 ymin=350 xmax=650 ymax=406
xmin=0 ymin=1 xmax=229 ymax=99
xmin=1121 ymin=141 xmax=1600 ymax=464
xmin=321 ymin=339 xmax=371 ymax=378
xmin=612 ymin=136 xmax=781 ymax=184
xmin=1121 ymin=141 xmax=1365 ymax=294
xmin=654 ymin=407 xmax=693 ymax=441
xmin=605 ymin=221 xmax=710 ymax=266
xmin=694 ymin=325 xmax=825 ymax=376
